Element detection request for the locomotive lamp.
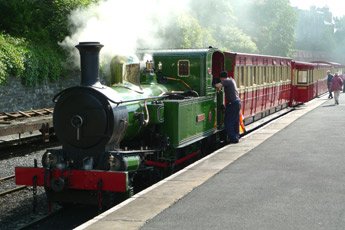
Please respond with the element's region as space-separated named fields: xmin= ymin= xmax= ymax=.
xmin=42 ymin=151 xmax=66 ymax=170
xmin=83 ymin=157 xmax=94 ymax=170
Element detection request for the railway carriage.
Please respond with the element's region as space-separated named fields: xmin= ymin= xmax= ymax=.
xmin=314 ymin=62 xmax=332 ymax=97
xmin=312 ymin=61 xmax=345 ymax=75
xmin=291 ymin=60 xmax=344 ymax=104
xmin=223 ymin=52 xmax=292 ymax=123
xmin=291 ymin=61 xmax=318 ymax=104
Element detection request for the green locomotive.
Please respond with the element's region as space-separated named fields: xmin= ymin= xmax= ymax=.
xmin=15 ymin=42 xmax=227 ymax=207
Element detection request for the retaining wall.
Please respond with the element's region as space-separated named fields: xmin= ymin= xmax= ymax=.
xmin=0 ymin=76 xmax=80 ymax=112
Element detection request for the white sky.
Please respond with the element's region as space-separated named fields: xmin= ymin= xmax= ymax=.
xmin=290 ymin=0 xmax=345 ymax=17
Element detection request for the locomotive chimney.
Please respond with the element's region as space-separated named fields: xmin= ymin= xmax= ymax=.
xmin=76 ymin=42 xmax=104 ymax=86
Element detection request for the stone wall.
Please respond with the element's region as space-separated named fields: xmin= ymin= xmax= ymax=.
xmin=0 ymin=76 xmax=80 ymax=112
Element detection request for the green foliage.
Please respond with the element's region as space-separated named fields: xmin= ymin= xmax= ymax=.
xmin=159 ymin=13 xmax=216 ymax=48
xmin=21 ymin=43 xmax=65 ymax=86
xmin=295 ymin=7 xmax=335 ymax=52
xmin=0 ymin=34 xmax=26 ymax=84
xmin=0 ymin=0 xmax=98 ymax=85
xmin=245 ymin=0 xmax=297 ymax=56
xmin=334 ymin=16 xmax=345 ymax=63
xmin=0 ymin=33 xmax=65 ymax=86
xmin=48 ymin=0 xmax=99 ymax=42
xmin=0 ymin=0 xmax=97 ymax=42
xmin=214 ymin=27 xmax=258 ymax=53
xmin=188 ymin=0 xmax=258 ymax=53
xmin=190 ymin=0 xmax=236 ymax=29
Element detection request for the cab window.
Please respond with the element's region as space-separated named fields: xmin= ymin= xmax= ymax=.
xmin=178 ymin=60 xmax=190 ymax=77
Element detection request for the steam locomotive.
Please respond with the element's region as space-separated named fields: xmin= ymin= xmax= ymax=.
xmin=15 ymin=42 xmax=344 ymax=208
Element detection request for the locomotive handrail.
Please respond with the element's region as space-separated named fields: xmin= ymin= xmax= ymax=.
xmin=166 ymin=77 xmax=192 ymax=89
xmin=109 ymin=95 xmax=169 ymax=106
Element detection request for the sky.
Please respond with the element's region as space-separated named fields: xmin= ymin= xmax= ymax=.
xmin=290 ymin=0 xmax=345 ymax=17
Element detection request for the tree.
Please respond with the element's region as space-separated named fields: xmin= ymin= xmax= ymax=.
xmin=0 ymin=0 xmax=99 ymax=85
xmin=188 ymin=0 xmax=257 ymax=53
xmin=334 ymin=16 xmax=345 ymax=63
xmin=295 ymin=7 xmax=336 ymax=53
xmin=157 ymin=12 xmax=216 ymax=49
xmin=244 ymin=0 xmax=297 ymax=56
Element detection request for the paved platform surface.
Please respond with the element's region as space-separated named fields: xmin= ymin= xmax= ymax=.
xmin=76 ymin=93 xmax=345 ymax=230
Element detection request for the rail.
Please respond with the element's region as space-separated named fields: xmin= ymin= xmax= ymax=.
xmin=0 ymin=175 xmax=27 ymax=197
xmin=0 ymin=108 xmax=53 ymax=124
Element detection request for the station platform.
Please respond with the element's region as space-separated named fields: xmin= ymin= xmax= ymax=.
xmin=76 ymin=93 xmax=345 ymax=230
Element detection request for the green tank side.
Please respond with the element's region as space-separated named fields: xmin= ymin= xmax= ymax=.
xmin=162 ymin=96 xmax=217 ymax=148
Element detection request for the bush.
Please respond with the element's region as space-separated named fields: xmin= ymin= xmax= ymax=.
xmin=0 ymin=34 xmax=26 ymax=84
xmin=21 ymin=43 xmax=64 ymax=86
xmin=0 ymin=1 xmax=98 ymax=86
xmin=0 ymin=33 xmax=65 ymax=86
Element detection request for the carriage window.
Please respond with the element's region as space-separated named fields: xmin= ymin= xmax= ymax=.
xmin=178 ymin=60 xmax=190 ymax=77
xmin=240 ymin=66 xmax=245 ymax=87
xmin=257 ymin=67 xmax=261 ymax=84
xmin=272 ymin=66 xmax=276 ymax=82
xmin=235 ymin=67 xmax=240 ymax=86
xmin=268 ymin=67 xmax=272 ymax=83
xmin=263 ymin=66 xmax=268 ymax=83
xmin=297 ymin=71 xmax=308 ymax=84
xmin=247 ymin=66 xmax=251 ymax=86
xmin=253 ymin=66 xmax=257 ymax=84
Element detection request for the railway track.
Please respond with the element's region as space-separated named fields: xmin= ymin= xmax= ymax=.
xmin=0 ymin=108 xmax=57 ymax=159
xmin=0 ymin=108 xmax=54 ymax=143
xmin=0 ymin=108 xmax=53 ymax=123
xmin=0 ymin=174 xmax=27 ymax=197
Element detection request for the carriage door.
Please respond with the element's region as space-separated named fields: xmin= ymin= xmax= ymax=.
xmin=211 ymin=51 xmax=224 ymax=83
xmin=211 ymin=51 xmax=225 ymax=128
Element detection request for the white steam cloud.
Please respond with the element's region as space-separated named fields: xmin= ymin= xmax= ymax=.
xmin=59 ymin=0 xmax=190 ymax=66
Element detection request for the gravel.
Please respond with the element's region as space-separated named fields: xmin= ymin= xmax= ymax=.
xmin=0 ymin=149 xmax=55 ymax=230
xmin=0 ymin=149 xmax=44 ymax=178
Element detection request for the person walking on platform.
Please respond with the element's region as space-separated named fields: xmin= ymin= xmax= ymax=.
xmin=215 ymin=71 xmax=241 ymax=143
xmin=331 ymin=72 xmax=343 ymax=105
xmin=327 ymin=70 xmax=334 ymax=99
